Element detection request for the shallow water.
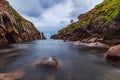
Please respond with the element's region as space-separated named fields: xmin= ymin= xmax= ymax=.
xmin=0 ymin=40 xmax=120 ymax=80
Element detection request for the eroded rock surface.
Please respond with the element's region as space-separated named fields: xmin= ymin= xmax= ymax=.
xmin=51 ymin=0 xmax=120 ymax=46
xmin=0 ymin=0 xmax=46 ymax=44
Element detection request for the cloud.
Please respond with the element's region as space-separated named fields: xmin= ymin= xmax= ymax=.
xmin=39 ymin=0 xmax=73 ymax=27
xmin=70 ymin=0 xmax=104 ymax=18
xmin=7 ymin=0 xmax=103 ymax=38
xmin=38 ymin=0 xmax=64 ymax=8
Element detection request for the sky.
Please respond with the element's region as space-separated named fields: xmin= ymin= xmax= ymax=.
xmin=7 ymin=0 xmax=103 ymax=38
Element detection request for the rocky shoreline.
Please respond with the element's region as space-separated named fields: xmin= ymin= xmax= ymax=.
xmin=51 ymin=19 xmax=120 ymax=46
xmin=51 ymin=0 xmax=120 ymax=46
xmin=51 ymin=0 xmax=120 ymax=65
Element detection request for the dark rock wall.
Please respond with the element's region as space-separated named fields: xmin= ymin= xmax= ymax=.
xmin=0 ymin=0 xmax=45 ymax=44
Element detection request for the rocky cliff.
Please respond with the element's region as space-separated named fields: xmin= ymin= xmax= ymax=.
xmin=51 ymin=0 xmax=120 ymax=45
xmin=0 ymin=0 xmax=46 ymax=44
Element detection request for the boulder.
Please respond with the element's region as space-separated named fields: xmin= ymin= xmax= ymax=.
xmin=74 ymin=41 xmax=81 ymax=45
xmin=105 ymin=45 xmax=120 ymax=61
xmin=0 ymin=70 xmax=25 ymax=80
xmin=36 ymin=57 xmax=59 ymax=69
xmin=88 ymin=37 xmax=97 ymax=43
xmin=81 ymin=38 xmax=89 ymax=43
xmin=111 ymin=39 xmax=120 ymax=45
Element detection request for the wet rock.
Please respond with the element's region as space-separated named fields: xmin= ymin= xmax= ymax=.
xmin=86 ymin=42 xmax=108 ymax=47
xmin=81 ymin=38 xmax=89 ymax=43
xmin=36 ymin=57 xmax=59 ymax=69
xmin=94 ymin=42 xmax=109 ymax=47
xmin=105 ymin=45 xmax=120 ymax=62
xmin=88 ymin=37 xmax=97 ymax=43
xmin=74 ymin=41 xmax=81 ymax=45
xmin=104 ymin=40 xmax=112 ymax=45
xmin=0 ymin=70 xmax=25 ymax=80
xmin=111 ymin=39 xmax=120 ymax=45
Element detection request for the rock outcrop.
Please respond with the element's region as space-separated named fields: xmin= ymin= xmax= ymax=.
xmin=36 ymin=57 xmax=59 ymax=69
xmin=0 ymin=0 xmax=46 ymax=44
xmin=105 ymin=45 xmax=120 ymax=63
xmin=0 ymin=70 xmax=25 ymax=80
xmin=51 ymin=0 xmax=120 ymax=45
xmin=104 ymin=45 xmax=120 ymax=67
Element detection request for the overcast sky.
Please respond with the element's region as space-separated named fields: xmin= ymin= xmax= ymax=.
xmin=7 ymin=0 xmax=103 ymax=38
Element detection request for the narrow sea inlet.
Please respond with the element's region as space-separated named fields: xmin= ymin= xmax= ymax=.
xmin=0 ymin=40 xmax=119 ymax=80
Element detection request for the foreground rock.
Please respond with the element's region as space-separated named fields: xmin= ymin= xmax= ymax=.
xmin=0 ymin=0 xmax=46 ymax=44
xmin=36 ymin=57 xmax=59 ymax=69
xmin=105 ymin=45 xmax=120 ymax=62
xmin=0 ymin=70 xmax=25 ymax=80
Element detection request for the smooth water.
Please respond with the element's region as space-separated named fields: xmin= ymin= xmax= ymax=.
xmin=0 ymin=40 xmax=120 ymax=80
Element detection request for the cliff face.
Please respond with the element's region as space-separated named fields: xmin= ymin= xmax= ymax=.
xmin=0 ymin=0 xmax=45 ymax=44
xmin=51 ymin=0 xmax=120 ymax=45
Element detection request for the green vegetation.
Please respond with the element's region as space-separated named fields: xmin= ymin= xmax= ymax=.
xmin=57 ymin=0 xmax=120 ymax=34
xmin=13 ymin=10 xmax=21 ymax=19
xmin=95 ymin=0 xmax=119 ymax=24
xmin=79 ymin=21 xmax=89 ymax=27
xmin=58 ymin=25 xmax=75 ymax=35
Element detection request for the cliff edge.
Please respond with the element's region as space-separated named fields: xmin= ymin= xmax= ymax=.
xmin=0 ymin=0 xmax=46 ymax=44
xmin=51 ymin=0 xmax=120 ymax=45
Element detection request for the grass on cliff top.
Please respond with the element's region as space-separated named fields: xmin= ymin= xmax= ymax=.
xmin=13 ymin=9 xmax=21 ymax=19
xmin=95 ymin=0 xmax=120 ymax=23
xmin=79 ymin=0 xmax=120 ymax=27
xmin=58 ymin=25 xmax=74 ymax=35
xmin=58 ymin=0 xmax=120 ymax=35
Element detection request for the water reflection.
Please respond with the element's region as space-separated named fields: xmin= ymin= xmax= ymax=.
xmin=0 ymin=40 xmax=119 ymax=80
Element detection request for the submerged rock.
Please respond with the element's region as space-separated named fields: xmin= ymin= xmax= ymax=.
xmin=36 ymin=57 xmax=59 ymax=69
